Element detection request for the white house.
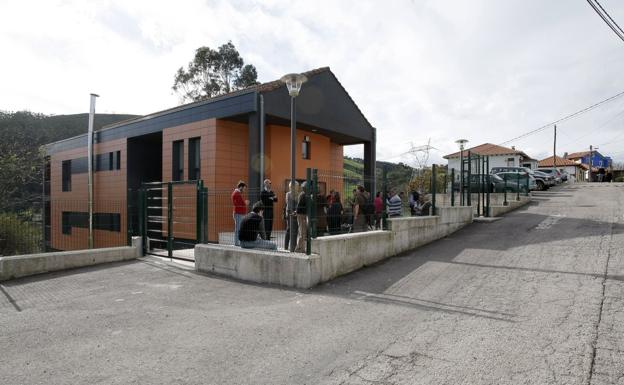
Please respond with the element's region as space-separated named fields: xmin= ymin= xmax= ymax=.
xmin=444 ymin=143 xmax=535 ymax=174
xmin=538 ymin=155 xmax=587 ymax=181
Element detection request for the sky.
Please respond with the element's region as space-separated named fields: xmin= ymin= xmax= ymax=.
xmin=2 ymin=0 xmax=624 ymax=165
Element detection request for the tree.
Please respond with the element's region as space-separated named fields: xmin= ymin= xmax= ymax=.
xmin=172 ymin=41 xmax=260 ymax=103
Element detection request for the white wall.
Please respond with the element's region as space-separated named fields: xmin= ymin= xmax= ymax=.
xmin=447 ymin=154 xmax=521 ymax=178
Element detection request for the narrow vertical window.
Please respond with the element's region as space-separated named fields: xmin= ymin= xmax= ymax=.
xmin=115 ymin=151 xmax=121 ymax=170
xmin=302 ymin=136 xmax=311 ymax=160
xmin=62 ymin=160 xmax=72 ymax=191
xmin=109 ymin=152 xmax=114 ymax=171
xmin=172 ymin=140 xmax=184 ymax=181
xmin=62 ymin=212 xmax=71 ymax=234
xmin=188 ymin=137 xmax=200 ymax=180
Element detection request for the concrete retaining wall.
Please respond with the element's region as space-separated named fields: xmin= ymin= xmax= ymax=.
xmin=0 ymin=237 xmax=142 ymax=282
xmin=488 ymin=196 xmax=531 ymax=217
xmin=195 ymin=206 xmax=474 ymax=289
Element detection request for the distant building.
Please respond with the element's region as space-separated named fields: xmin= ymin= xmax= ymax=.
xmin=566 ymin=150 xmax=612 ymax=169
xmin=443 ymin=143 xmax=536 ymax=173
xmin=537 ymin=155 xmax=586 ymax=181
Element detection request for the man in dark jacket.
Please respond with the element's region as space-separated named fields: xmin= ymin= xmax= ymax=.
xmin=260 ymin=179 xmax=277 ymax=239
xmin=238 ymin=202 xmax=277 ymax=250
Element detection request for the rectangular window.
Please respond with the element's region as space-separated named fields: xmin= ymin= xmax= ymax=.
xmin=109 ymin=152 xmax=114 ymax=170
xmin=61 ymin=212 xmax=120 ymax=233
xmin=62 ymin=212 xmax=71 ymax=234
xmin=302 ymin=136 xmax=311 ymax=160
xmin=172 ymin=140 xmax=184 ymax=181
xmin=188 ymin=137 xmax=200 ymax=180
xmin=94 ymin=213 xmax=121 ymax=232
xmin=115 ymin=151 xmax=121 ymax=170
xmin=506 ymin=157 xmax=515 ymax=167
xmin=62 ymin=160 xmax=72 ymax=191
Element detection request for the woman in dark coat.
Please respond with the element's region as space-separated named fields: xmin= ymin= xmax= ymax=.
xmin=326 ymin=191 xmax=343 ymax=235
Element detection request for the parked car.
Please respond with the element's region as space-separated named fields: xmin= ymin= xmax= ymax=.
xmin=535 ymin=168 xmax=562 ymax=184
xmin=491 ymin=166 xmax=534 ymax=176
xmin=453 ymin=174 xmax=507 ymax=193
xmin=559 ymin=171 xmax=569 ymax=182
xmin=532 ymin=170 xmax=555 ymax=190
xmin=495 ymin=172 xmax=537 ymax=192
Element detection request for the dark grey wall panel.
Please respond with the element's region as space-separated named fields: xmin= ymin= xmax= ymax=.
xmin=46 ymin=92 xmax=256 ymax=155
xmin=262 ymin=71 xmax=373 ymax=143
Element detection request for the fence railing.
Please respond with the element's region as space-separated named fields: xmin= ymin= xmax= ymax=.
xmin=1 ymin=199 xmax=127 ymax=257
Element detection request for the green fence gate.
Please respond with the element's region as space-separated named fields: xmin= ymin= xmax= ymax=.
xmin=138 ymin=180 xmax=207 ymax=261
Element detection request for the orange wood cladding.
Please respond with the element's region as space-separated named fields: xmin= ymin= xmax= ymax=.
xmin=49 ymin=117 xmax=344 ymax=249
xmin=49 ymin=138 xmax=127 ymax=250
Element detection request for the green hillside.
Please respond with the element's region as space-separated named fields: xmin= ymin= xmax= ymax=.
xmin=0 ymin=111 xmax=139 ymax=212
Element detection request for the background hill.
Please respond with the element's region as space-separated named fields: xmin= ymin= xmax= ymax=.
xmin=0 ymin=111 xmax=138 ymax=212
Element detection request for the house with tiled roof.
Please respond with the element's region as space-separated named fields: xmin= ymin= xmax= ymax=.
xmin=538 ymin=155 xmax=586 ymax=181
xmin=565 ymin=150 xmax=612 ymax=169
xmin=443 ymin=143 xmax=536 ymax=173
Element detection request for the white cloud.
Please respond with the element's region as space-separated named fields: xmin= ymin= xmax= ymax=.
xmin=2 ymin=0 xmax=624 ymax=162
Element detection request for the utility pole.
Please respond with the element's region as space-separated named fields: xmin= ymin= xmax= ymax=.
xmin=589 ymin=145 xmax=593 ymax=182
xmin=553 ymin=125 xmax=557 ymax=169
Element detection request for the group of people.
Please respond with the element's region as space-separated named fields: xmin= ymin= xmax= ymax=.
xmin=231 ymin=179 xmax=433 ymax=252
xmin=231 ymin=179 xmax=309 ymax=252
xmin=387 ymin=190 xmax=432 ymax=217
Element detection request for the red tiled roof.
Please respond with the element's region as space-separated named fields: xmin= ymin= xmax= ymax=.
xmin=444 ymin=143 xmax=526 ymax=159
xmin=538 ymin=155 xmax=578 ymax=167
xmin=566 ymin=151 xmax=590 ymax=159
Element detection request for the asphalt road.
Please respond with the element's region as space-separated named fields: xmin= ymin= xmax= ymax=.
xmin=1 ymin=183 xmax=623 ymax=385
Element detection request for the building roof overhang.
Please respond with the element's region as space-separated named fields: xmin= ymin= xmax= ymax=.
xmin=45 ymin=67 xmax=374 ymax=154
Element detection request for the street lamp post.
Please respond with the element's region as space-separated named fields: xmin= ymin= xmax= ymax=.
xmin=455 ymin=139 xmax=468 ymax=206
xmin=281 ymin=73 xmax=307 ymax=252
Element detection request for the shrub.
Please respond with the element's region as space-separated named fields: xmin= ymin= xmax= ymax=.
xmin=0 ymin=212 xmax=42 ymax=256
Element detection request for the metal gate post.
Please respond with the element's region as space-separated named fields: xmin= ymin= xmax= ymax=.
xmin=525 ymin=174 xmax=529 ymax=196
xmin=450 ymin=168 xmax=455 ymax=207
xmin=460 ymin=151 xmax=464 ymax=206
xmin=516 ymin=174 xmax=520 ymax=201
xmin=305 ymin=168 xmax=312 ymax=255
xmin=196 ymin=180 xmax=203 ymax=243
xmin=140 ymin=188 xmax=147 ymax=254
xmin=476 ymin=155 xmax=481 ymax=216
xmin=311 ymin=169 xmax=318 ymax=239
xmin=382 ymin=164 xmax=388 ymax=230
xmin=467 ymin=151 xmax=472 ymax=207
xmin=202 ymin=187 xmax=208 ymax=243
xmin=431 ymin=164 xmax=436 ymax=214
xmin=486 ymin=156 xmax=490 ymax=217
xmin=167 ymin=182 xmax=173 ymax=259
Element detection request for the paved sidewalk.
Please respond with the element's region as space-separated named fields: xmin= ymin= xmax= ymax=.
xmin=1 ymin=183 xmax=623 ymax=384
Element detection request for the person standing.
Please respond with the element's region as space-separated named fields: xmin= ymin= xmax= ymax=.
xmin=327 ymin=191 xmax=343 ymax=235
xmin=231 ymin=181 xmax=248 ymax=246
xmin=374 ymin=191 xmax=383 ymax=229
xmin=387 ymin=190 xmax=403 ymax=217
xmin=295 ymin=181 xmax=308 ymax=253
xmin=284 ymin=181 xmax=299 ymax=250
xmin=352 ymin=185 xmax=368 ymax=233
xmin=260 ymin=179 xmax=277 ymax=239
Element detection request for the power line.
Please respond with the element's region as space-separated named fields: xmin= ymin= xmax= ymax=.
xmin=498 ymin=88 xmax=624 ymax=146
xmin=586 ymin=0 xmax=624 ymax=42
xmin=595 ymin=0 xmax=624 ymax=35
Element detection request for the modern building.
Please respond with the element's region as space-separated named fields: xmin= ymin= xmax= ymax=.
xmin=43 ymin=67 xmax=376 ymax=251
xmin=443 ymin=143 xmax=535 ymax=173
